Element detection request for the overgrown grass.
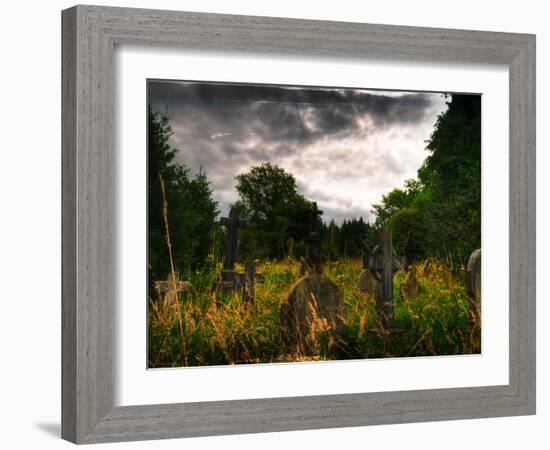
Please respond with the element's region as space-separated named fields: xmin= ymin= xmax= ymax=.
xmin=148 ymin=258 xmax=480 ymax=367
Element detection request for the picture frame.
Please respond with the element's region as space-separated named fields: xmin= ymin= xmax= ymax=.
xmin=61 ymin=4 xmax=536 ymax=444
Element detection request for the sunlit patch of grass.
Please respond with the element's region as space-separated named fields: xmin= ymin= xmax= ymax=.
xmin=148 ymin=258 xmax=480 ymax=367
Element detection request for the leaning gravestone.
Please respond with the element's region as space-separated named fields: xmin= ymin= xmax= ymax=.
xmin=400 ymin=266 xmax=419 ymax=302
xmin=155 ymin=272 xmax=194 ymax=307
xmin=465 ymin=249 xmax=481 ymax=323
xmin=280 ymin=231 xmax=345 ymax=355
xmin=280 ymin=273 xmax=345 ymax=354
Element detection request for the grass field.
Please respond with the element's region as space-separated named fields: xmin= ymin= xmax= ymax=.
xmin=148 ymin=258 xmax=480 ymax=368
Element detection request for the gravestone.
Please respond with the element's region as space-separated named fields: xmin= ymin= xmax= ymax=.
xmin=465 ymin=249 xmax=481 ymax=323
xmin=280 ymin=231 xmax=345 ymax=355
xmin=400 ymin=266 xmax=420 ymax=302
xmin=422 ymin=257 xmax=437 ymax=277
xmin=363 ymin=229 xmax=410 ymax=330
xmin=155 ymin=272 xmax=194 ymax=307
xmin=280 ymin=274 xmax=345 ymax=354
xmin=219 ymin=206 xmax=247 ymax=285
xmin=217 ymin=207 xmax=263 ymax=303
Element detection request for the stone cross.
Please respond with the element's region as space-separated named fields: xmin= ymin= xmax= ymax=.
xmin=299 ymin=203 xmax=323 ymax=275
xmin=364 ymin=229 xmax=409 ymax=330
xmin=304 ymin=232 xmax=322 ymax=273
xmin=220 ymin=206 xmax=246 ymax=271
xmin=309 ymin=202 xmax=323 ymax=230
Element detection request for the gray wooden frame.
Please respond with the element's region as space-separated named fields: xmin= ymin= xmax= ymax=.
xmin=62 ymin=5 xmax=536 ymax=444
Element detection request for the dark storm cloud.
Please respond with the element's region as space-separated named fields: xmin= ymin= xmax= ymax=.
xmin=149 ymin=80 xmax=438 ymax=139
xmin=148 ymin=80 xmax=449 ymax=223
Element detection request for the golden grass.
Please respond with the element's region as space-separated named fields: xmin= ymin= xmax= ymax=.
xmin=148 ymin=258 xmax=480 ymax=367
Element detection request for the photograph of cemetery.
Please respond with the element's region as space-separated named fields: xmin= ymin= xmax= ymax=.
xmin=147 ymin=80 xmax=482 ymax=368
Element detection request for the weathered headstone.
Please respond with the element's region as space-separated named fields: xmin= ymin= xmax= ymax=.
xmin=465 ymin=249 xmax=481 ymax=323
xmin=400 ymin=266 xmax=420 ymax=302
xmin=155 ymin=272 xmax=194 ymax=307
xmin=281 ymin=231 xmax=345 ymax=355
xmin=281 ymin=274 xmax=345 ymax=354
xmin=422 ymin=257 xmax=437 ymax=277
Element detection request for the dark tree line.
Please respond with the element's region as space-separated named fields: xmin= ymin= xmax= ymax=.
xmin=148 ymin=108 xmax=218 ymax=282
xmin=321 ymin=218 xmax=375 ymax=260
xmin=372 ymin=94 xmax=481 ymax=263
xmin=233 ymin=163 xmax=375 ymax=260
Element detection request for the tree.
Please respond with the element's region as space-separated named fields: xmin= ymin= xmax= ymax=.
xmin=338 ymin=218 xmax=372 ymax=257
xmin=148 ymin=107 xmax=218 ymax=281
xmin=372 ymin=179 xmax=422 ymax=228
xmin=323 ymin=219 xmax=340 ymax=260
xmin=236 ymin=163 xmax=298 ymax=223
xmin=235 ymin=163 xmax=320 ymax=259
xmin=387 ymin=208 xmax=429 ymax=257
xmin=370 ymin=94 xmax=481 ymax=263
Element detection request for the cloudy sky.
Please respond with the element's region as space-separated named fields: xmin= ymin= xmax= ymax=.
xmin=148 ymin=80 xmax=449 ymax=224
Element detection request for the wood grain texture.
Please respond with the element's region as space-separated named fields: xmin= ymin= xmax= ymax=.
xmin=61 ymin=7 xmax=77 ymax=443
xmin=61 ymin=4 xmax=536 ymax=444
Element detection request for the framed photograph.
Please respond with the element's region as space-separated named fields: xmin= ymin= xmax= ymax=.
xmin=62 ymin=5 xmax=536 ymax=444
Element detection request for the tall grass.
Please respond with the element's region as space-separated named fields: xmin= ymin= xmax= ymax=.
xmin=148 ymin=258 xmax=480 ymax=368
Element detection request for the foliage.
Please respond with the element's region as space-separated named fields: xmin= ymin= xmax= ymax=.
xmin=148 ymin=108 xmax=219 ymax=281
xmin=235 ymin=163 xmax=321 ymax=259
xmin=371 ymin=179 xmax=421 ymax=227
xmin=321 ymin=217 xmax=375 ymax=258
xmin=371 ymin=95 xmax=481 ymax=262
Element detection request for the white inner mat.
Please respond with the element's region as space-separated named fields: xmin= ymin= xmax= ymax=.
xmin=114 ymin=45 xmax=509 ymax=406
